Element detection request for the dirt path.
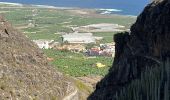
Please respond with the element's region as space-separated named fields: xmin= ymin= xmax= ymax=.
xmin=63 ymin=88 xmax=78 ymax=100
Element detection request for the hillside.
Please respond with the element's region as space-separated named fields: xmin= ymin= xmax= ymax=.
xmin=88 ymin=0 xmax=170 ymax=100
xmin=0 ymin=16 xmax=78 ymax=99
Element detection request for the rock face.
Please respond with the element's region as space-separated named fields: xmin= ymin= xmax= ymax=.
xmin=88 ymin=0 xmax=170 ymax=100
xmin=0 ymin=16 xmax=77 ymax=100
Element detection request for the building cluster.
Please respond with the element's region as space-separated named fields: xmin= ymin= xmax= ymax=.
xmin=33 ymin=31 xmax=115 ymax=57
xmin=85 ymin=43 xmax=115 ymax=57
xmin=33 ymin=39 xmax=59 ymax=49
xmin=56 ymin=44 xmax=86 ymax=52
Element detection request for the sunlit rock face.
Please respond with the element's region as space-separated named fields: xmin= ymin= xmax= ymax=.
xmin=88 ymin=0 xmax=170 ymax=100
xmin=0 ymin=16 xmax=77 ymax=100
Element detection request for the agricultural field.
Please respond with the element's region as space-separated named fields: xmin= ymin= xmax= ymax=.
xmin=0 ymin=3 xmax=136 ymax=77
xmin=44 ymin=49 xmax=113 ymax=77
xmin=0 ymin=4 xmax=136 ymax=41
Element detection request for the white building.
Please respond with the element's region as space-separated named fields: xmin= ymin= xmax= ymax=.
xmin=62 ymin=33 xmax=96 ymax=44
xmin=33 ymin=39 xmax=54 ymax=49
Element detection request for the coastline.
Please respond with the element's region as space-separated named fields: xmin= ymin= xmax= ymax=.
xmin=0 ymin=1 xmax=137 ymax=17
xmin=0 ymin=2 xmax=23 ymax=6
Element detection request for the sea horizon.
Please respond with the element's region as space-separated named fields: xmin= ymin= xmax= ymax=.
xmin=0 ymin=0 xmax=149 ymax=15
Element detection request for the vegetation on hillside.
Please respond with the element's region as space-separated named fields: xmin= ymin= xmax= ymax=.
xmin=114 ymin=60 xmax=170 ymax=100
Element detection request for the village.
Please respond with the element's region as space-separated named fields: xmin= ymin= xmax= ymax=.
xmin=17 ymin=8 xmax=122 ymax=58
xmin=32 ymin=23 xmax=122 ymax=57
xmin=9 ymin=8 xmax=127 ymax=58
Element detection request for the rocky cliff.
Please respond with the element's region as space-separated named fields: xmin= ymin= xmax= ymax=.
xmin=88 ymin=0 xmax=170 ymax=100
xmin=0 ymin=16 xmax=78 ymax=100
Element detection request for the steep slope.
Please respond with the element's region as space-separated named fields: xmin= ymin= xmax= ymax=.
xmin=88 ymin=0 xmax=170 ymax=100
xmin=0 ymin=16 xmax=77 ymax=99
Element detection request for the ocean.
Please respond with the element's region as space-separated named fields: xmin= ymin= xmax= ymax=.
xmin=0 ymin=0 xmax=150 ymax=15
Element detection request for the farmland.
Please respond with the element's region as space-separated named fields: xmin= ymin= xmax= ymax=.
xmin=44 ymin=49 xmax=113 ymax=76
xmin=0 ymin=3 xmax=136 ymax=77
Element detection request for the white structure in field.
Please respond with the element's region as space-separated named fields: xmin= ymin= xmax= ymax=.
xmin=62 ymin=33 xmax=96 ymax=44
xmin=72 ymin=23 xmax=125 ymax=32
xmin=33 ymin=39 xmax=54 ymax=49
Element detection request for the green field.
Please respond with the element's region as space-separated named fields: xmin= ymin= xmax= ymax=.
xmin=1 ymin=6 xmax=135 ymax=41
xmin=44 ymin=49 xmax=113 ymax=76
xmin=0 ymin=4 xmax=136 ymax=77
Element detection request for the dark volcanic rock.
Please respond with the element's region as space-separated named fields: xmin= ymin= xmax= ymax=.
xmin=88 ymin=0 xmax=170 ymax=100
xmin=0 ymin=16 xmax=77 ymax=100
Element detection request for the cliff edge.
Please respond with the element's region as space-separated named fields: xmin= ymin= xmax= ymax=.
xmin=88 ymin=0 xmax=170 ymax=100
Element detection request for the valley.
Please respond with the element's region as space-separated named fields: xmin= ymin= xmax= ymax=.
xmin=0 ymin=2 xmax=136 ymax=97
